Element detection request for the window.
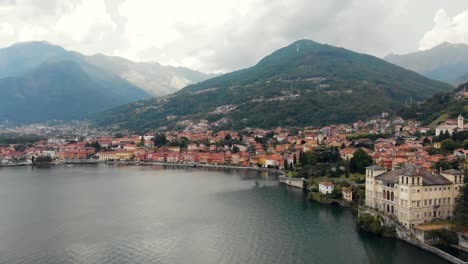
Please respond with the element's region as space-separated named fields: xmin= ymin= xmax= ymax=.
xmin=417 ymin=189 xmax=420 ymax=193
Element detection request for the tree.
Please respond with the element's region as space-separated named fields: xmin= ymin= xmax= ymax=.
xmin=350 ymin=148 xmax=373 ymax=174
xmin=441 ymin=139 xmax=461 ymax=153
xmin=344 ymin=159 xmax=350 ymax=178
xmin=299 ymin=151 xmax=306 ymax=165
xmin=422 ymin=137 xmax=431 ymax=146
xmin=454 ymin=183 xmax=468 ymax=229
xmin=293 ymin=154 xmax=297 ymax=165
xmin=14 ymin=144 xmax=27 ymax=152
xmin=232 ymin=145 xmax=240 ymax=153
xmin=283 ymin=159 xmax=288 ymax=171
xmin=35 ymin=156 xmax=52 ymax=164
xmin=86 ymin=142 xmax=101 ymax=152
xmin=154 ymin=133 xmax=167 ymax=147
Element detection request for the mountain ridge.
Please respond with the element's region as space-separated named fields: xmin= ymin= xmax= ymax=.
xmin=384 ymin=42 xmax=468 ymax=84
xmin=95 ymin=39 xmax=453 ymax=132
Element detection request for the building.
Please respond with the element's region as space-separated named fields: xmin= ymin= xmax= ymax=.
xmin=435 ymin=114 xmax=465 ymax=136
xmin=342 ymin=187 xmax=353 ymax=202
xmin=319 ymin=182 xmax=335 ymax=194
xmin=99 ymin=151 xmax=117 ymax=161
xmin=365 ymin=164 xmax=464 ymax=228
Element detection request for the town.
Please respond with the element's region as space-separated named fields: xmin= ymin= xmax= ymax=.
xmin=1 ymin=112 xmax=467 ymax=262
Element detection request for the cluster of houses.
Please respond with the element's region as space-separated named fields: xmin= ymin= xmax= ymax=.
xmin=1 ymin=114 xmax=466 ymax=171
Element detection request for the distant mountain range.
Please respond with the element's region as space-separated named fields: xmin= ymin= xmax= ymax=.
xmin=0 ymin=41 xmax=214 ymax=124
xmin=95 ymin=39 xmax=453 ymax=132
xmin=384 ymin=42 xmax=468 ymax=85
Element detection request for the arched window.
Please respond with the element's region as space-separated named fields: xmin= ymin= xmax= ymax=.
xmin=391 ymin=192 xmax=394 ymax=201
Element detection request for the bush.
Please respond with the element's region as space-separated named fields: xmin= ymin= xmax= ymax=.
xmin=358 ymin=213 xmax=395 ymax=237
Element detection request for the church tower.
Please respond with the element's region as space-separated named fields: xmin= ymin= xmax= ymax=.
xmin=458 ymin=114 xmax=464 ymax=130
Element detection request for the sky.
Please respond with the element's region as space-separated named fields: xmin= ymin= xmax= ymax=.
xmin=0 ymin=0 xmax=467 ymax=73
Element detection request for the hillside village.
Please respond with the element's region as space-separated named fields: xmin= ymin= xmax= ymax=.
xmin=1 ymin=113 xmax=466 ymax=171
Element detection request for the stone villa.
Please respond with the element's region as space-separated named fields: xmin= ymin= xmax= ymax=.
xmin=365 ymin=164 xmax=464 ymax=228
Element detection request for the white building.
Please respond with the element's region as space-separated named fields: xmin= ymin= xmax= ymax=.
xmin=365 ymin=164 xmax=464 ymax=228
xmin=319 ymin=182 xmax=335 ymax=194
xmin=435 ymin=114 xmax=465 ymax=136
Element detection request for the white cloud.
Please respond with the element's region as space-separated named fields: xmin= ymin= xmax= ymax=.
xmin=54 ymin=0 xmax=116 ymax=41
xmin=0 ymin=1 xmax=467 ymax=72
xmin=419 ymin=9 xmax=468 ymax=50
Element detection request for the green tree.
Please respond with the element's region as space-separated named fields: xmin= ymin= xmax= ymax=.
xmin=154 ymin=133 xmax=167 ymax=147
xmin=454 ymin=183 xmax=468 ymax=229
xmin=441 ymin=139 xmax=461 ymax=153
xmin=344 ymin=159 xmax=350 ymax=178
xmin=14 ymin=144 xmax=28 ymax=152
xmin=232 ymin=145 xmax=240 ymax=153
xmin=350 ymin=148 xmax=373 ymax=174
xmin=463 ymin=139 xmax=468 ymax=149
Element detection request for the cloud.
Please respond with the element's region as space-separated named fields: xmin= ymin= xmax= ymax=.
xmin=419 ymin=9 xmax=468 ymax=50
xmin=0 ymin=0 xmax=467 ymax=73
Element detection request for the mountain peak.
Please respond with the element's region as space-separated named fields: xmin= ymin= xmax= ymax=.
xmin=433 ymin=41 xmax=468 ymax=49
xmin=10 ymin=40 xmax=62 ymax=49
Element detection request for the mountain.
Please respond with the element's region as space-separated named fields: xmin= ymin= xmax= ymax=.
xmin=384 ymin=42 xmax=468 ymax=84
xmin=0 ymin=41 xmax=72 ymax=78
xmin=0 ymin=42 xmax=152 ymax=124
xmin=0 ymin=41 xmax=215 ymax=96
xmin=95 ymin=39 xmax=453 ymax=132
xmin=0 ymin=60 xmax=150 ymax=123
xmin=0 ymin=41 xmax=215 ymax=124
xmin=84 ymin=54 xmax=217 ymax=96
xmin=399 ymin=82 xmax=468 ymax=127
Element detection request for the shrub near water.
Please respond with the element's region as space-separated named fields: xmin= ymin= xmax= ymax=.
xmin=358 ymin=213 xmax=396 ymax=238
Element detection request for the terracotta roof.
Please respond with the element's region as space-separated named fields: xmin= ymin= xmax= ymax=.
xmin=320 ymin=181 xmax=335 ymax=187
xmin=342 ymin=187 xmax=352 ymax=193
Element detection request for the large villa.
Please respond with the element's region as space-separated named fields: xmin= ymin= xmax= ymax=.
xmin=365 ymin=164 xmax=464 ymax=228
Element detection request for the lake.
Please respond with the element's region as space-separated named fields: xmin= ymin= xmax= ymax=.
xmin=0 ymin=165 xmax=447 ymax=263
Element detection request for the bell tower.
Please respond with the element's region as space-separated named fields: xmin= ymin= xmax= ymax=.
xmin=458 ymin=114 xmax=464 ymax=130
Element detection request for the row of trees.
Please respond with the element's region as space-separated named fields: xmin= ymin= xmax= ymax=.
xmin=285 ymin=147 xmax=373 ymax=178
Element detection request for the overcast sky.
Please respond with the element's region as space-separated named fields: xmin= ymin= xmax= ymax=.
xmin=0 ymin=0 xmax=467 ymax=73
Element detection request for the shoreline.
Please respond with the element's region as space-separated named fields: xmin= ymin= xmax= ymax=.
xmin=2 ymin=161 xmax=465 ymax=263
xmin=0 ymin=160 xmax=284 ymax=175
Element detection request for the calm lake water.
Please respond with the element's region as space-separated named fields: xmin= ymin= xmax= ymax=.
xmin=0 ymin=165 xmax=447 ymax=264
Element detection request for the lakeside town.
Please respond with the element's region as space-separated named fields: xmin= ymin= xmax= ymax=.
xmin=1 ymin=112 xmax=468 ymax=263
